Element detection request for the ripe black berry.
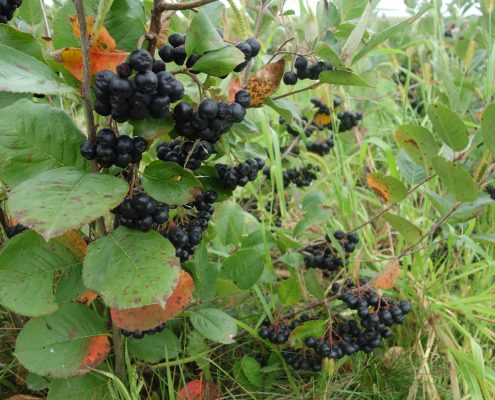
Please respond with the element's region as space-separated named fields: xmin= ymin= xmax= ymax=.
xmin=158 ymin=45 xmax=174 ymax=63
xmin=283 ymin=71 xmax=298 ymax=85
xmin=235 ymin=90 xmax=251 ymax=108
xmin=117 ymin=63 xmax=132 ymax=78
xmin=198 ymin=99 xmax=219 ymax=120
xmin=168 ymin=32 xmax=186 ymax=47
xmin=294 ymin=56 xmax=308 ymax=71
xmin=245 ymin=37 xmax=261 ymax=57
xmin=80 ymin=140 xmax=96 ymax=160
xmin=128 ymin=49 xmax=153 ymax=72
xmin=135 ymin=70 xmax=158 ymax=93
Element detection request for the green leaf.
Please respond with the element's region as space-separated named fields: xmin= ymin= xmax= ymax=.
xmin=48 ymin=371 xmax=112 ymax=400
xmin=220 ymin=248 xmax=264 ymax=290
xmin=313 ymin=41 xmax=345 ymax=69
xmin=127 ymin=329 xmax=180 ymax=363
xmin=56 ymin=265 xmax=86 ymax=304
xmin=278 ymin=277 xmax=302 ymax=306
xmin=264 ymin=97 xmax=301 ymax=122
xmin=191 ymin=46 xmax=245 ymax=77
xmin=395 ymin=124 xmax=439 ymax=167
xmin=383 ymin=213 xmax=422 ymax=244
xmin=213 ymin=201 xmax=260 ymax=246
xmin=432 ymin=156 xmax=478 ymax=202
xmin=83 ymin=227 xmax=180 ymax=309
xmin=0 ymin=230 xmax=81 ymax=317
xmin=289 ymin=320 xmax=327 ymax=344
xmin=481 ymin=103 xmax=495 ymax=158
xmin=8 ymin=167 xmax=128 ymax=241
xmin=0 ymin=44 xmax=75 ymax=95
xmin=130 ymin=115 xmax=174 ymax=141
xmin=17 ymin=0 xmax=43 ymax=25
xmin=304 ymin=269 xmax=325 ymax=300
xmin=15 ymin=303 xmax=107 ymax=378
xmin=279 ymin=252 xmax=304 ymax=269
xmin=190 ymin=308 xmax=237 ymax=344
xmin=142 ymin=161 xmax=202 ymax=206
xmin=0 ymin=25 xmax=44 ymax=60
xmin=241 ymin=356 xmax=262 ymax=389
xmin=427 ymin=104 xmax=468 ymax=151
xmin=185 ymin=10 xmax=225 ymax=56
xmin=339 ymin=0 xmax=368 ymax=21
xmin=189 ymin=241 xmax=218 ymax=300
xmin=318 ymin=70 xmax=371 ymax=87
xmin=194 ymin=165 xmax=232 ymax=202
xmin=0 ymin=99 xmax=89 ymax=187
xmin=351 ymin=5 xmax=432 ymax=65
xmin=294 ymin=207 xmax=331 ymax=236
xmin=106 ymin=0 xmax=146 ymax=51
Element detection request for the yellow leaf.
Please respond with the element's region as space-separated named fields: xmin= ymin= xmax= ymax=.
xmin=371 ymin=258 xmax=400 ymax=289
xmin=245 ymin=58 xmax=285 ymax=107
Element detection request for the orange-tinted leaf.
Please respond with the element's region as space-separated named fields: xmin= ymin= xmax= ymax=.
xmin=52 ymin=48 xmax=128 ymax=81
xmin=77 ymin=290 xmax=98 ymax=306
xmin=111 ymin=271 xmax=194 ymax=331
xmin=178 ymin=379 xmax=219 ymax=400
xmin=371 ymin=258 xmax=400 ymax=289
xmin=314 ymin=112 xmax=332 ymax=126
xmin=367 ymin=173 xmax=390 ymax=202
xmin=81 ymin=335 xmax=110 ymax=369
xmin=69 ymin=15 xmax=116 ymax=52
xmin=56 ymin=229 xmax=88 ymax=260
xmin=245 ymin=58 xmax=285 ymax=107
xmin=7 ymin=396 xmax=43 ymax=400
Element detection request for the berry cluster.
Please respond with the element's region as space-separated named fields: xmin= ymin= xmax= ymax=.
xmin=156 ymin=139 xmax=214 ymax=170
xmin=121 ymin=322 xmax=166 ymax=339
xmin=5 ymin=223 xmax=27 ymax=238
xmin=306 ymin=138 xmax=334 ymax=156
xmin=281 ymin=348 xmax=323 ymax=372
xmin=283 ymin=56 xmax=333 ymax=86
xmin=0 ymin=0 xmax=22 ymax=23
xmin=263 ymin=165 xmax=318 ymax=188
xmin=158 ymin=33 xmax=188 ymax=66
xmin=174 ymin=92 xmax=249 ymax=143
xmin=160 ymin=190 xmax=217 ymax=261
xmin=258 ymin=281 xmax=412 ymax=372
xmin=303 ymin=231 xmax=359 ymax=272
xmin=393 ymin=68 xmax=424 ymax=113
xmin=112 ymin=191 xmax=170 ymax=232
xmin=259 ymin=314 xmax=314 ymax=344
xmin=215 ymin=158 xmax=265 ymax=190
xmin=310 ymin=97 xmax=332 ymax=115
xmin=332 ymin=111 xmax=362 ymax=132
xmin=80 ymin=129 xmax=147 ymax=168
xmin=93 ymin=49 xmax=184 ymax=122
xmin=233 ymin=37 xmax=261 ymax=72
xmin=158 ymin=33 xmax=260 ymax=75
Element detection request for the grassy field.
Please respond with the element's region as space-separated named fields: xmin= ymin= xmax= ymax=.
xmin=1 ymin=0 xmax=494 ymax=399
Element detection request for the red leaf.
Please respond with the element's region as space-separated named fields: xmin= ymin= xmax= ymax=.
xmin=111 ymin=271 xmax=194 ymax=331
xmin=76 ymin=290 xmax=98 ymax=306
xmin=371 ymin=258 xmax=400 ymax=289
xmin=52 ymin=15 xmax=128 ymax=80
xmin=178 ymin=379 xmax=219 ymax=400
xmin=81 ymin=335 xmax=110 ymax=369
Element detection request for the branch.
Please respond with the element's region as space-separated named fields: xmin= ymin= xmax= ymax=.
xmin=157 ymin=0 xmax=218 ymax=11
xmin=74 ymin=0 xmax=107 ymax=238
xmin=73 ymin=1 xmax=97 ymax=150
xmin=273 ymin=82 xmax=321 ymax=100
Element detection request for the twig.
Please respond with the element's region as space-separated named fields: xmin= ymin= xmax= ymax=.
xmin=39 ymin=0 xmax=51 ymax=39
xmin=157 ymin=0 xmax=218 ymax=11
xmin=241 ymin=0 xmax=267 ymax=86
xmin=73 ymin=1 xmax=97 ymax=156
xmin=273 ymin=82 xmax=321 ymax=100
xmin=266 ymin=37 xmax=296 ymax=64
xmin=112 ymin=324 xmax=125 ymax=382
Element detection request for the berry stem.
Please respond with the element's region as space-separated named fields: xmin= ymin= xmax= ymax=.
xmin=273 ymin=82 xmax=322 ymax=100
xmin=241 ymin=0 xmax=267 ymax=86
